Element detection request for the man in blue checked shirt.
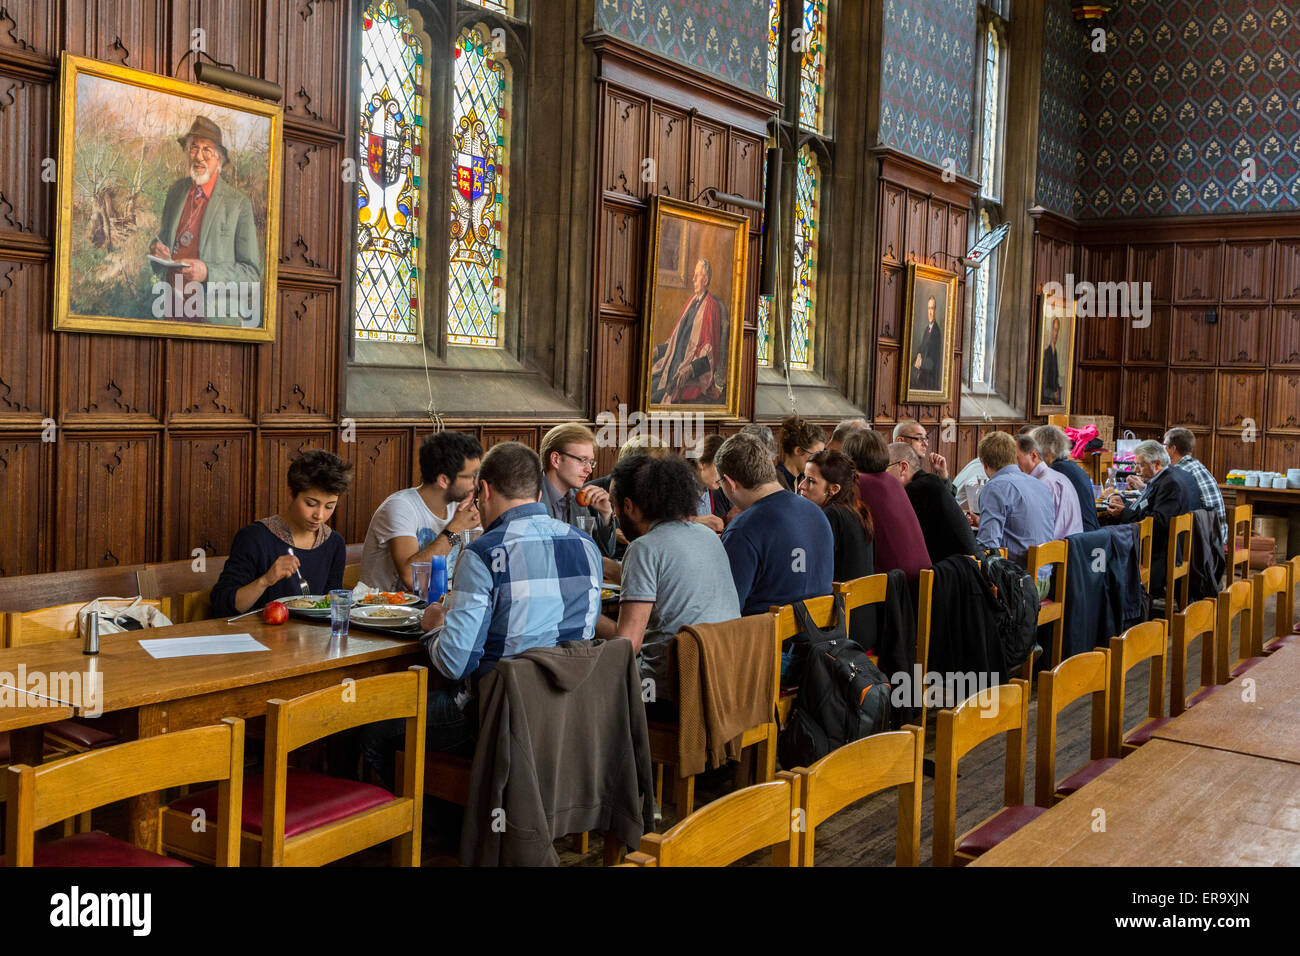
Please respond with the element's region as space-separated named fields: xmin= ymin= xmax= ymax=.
xmin=361 ymin=441 xmax=602 ymax=778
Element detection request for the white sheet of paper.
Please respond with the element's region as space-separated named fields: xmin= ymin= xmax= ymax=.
xmin=138 ymin=633 xmax=269 ymax=660
xmin=148 ymin=254 xmax=186 ymax=269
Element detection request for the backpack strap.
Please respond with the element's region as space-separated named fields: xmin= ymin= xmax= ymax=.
xmin=790 ymin=593 xmax=847 ymax=645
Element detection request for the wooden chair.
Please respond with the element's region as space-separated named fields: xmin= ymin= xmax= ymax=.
xmin=1169 ymin=599 xmax=1220 ymax=716
xmin=1254 ymin=564 xmax=1295 ymax=655
xmin=5 ymin=718 xmax=244 ymax=867
xmin=1162 ymin=512 xmax=1194 ymax=620
xmin=142 ymin=555 xmax=227 ymax=623
xmin=1035 ymin=649 xmax=1117 ymax=807
xmin=1137 ymin=516 xmax=1154 ymax=593
xmin=933 ymin=679 xmax=1043 ymax=866
xmin=624 ymin=775 xmax=798 ymax=867
xmin=5 ymin=597 xmax=171 ymax=647
xmin=1108 ymin=620 xmax=1170 ymax=757
xmin=342 ymin=542 xmax=364 ymax=589
xmin=786 ymin=725 xmax=923 ymax=866
xmin=1027 ymin=539 xmax=1068 ymax=668
xmin=0 ymin=565 xmax=153 ymax=616
xmin=162 ymin=666 xmax=427 ymax=866
xmin=1227 ymin=504 xmax=1252 ymax=583
xmin=1216 ymin=579 xmax=1261 ymax=682
xmin=913 ymin=569 xmax=933 ymax=734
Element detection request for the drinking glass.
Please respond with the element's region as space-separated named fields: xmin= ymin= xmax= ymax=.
xmin=410 ymin=561 xmax=432 ymax=600
xmin=575 ymin=515 xmax=596 ymax=536
xmin=329 ymin=589 xmax=352 ymax=639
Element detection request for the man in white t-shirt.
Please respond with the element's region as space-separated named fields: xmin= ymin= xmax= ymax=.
xmin=359 ymin=431 xmax=483 ymax=592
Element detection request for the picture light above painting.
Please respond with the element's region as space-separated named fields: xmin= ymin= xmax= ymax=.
xmin=52 ymin=53 xmax=283 ymax=343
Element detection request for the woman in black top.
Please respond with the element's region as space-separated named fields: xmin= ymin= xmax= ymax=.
xmin=210 ymin=450 xmax=354 ymax=616
xmin=799 ymin=449 xmax=876 ymax=647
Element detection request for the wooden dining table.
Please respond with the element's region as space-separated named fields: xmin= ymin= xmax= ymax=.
xmin=971 ymin=738 xmax=1300 ymax=866
xmin=0 ymin=616 xmax=425 ymax=848
xmin=0 ymin=686 xmax=76 ymax=766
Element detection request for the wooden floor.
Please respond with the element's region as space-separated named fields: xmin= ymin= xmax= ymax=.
xmin=49 ymin=603 xmax=1288 ymax=867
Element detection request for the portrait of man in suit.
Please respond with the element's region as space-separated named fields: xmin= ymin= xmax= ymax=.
xmin=1035 ymin=294 xmax=1075 ymax=414
xmin=1040 ymin=315 xmax=1062 ymax=406
xmin=910 ymin=294 xmax=944 ymax=391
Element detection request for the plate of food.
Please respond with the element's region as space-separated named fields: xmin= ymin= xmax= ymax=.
xmin=351 ymin=605 xmax=423 ymax=627
xmin=600 ymin=583 xmax=622 ymax=601
xmin=355 ymin=591 xmax=421 ymax=606
xmin=284 ymin=595 xmax=336 ymax=618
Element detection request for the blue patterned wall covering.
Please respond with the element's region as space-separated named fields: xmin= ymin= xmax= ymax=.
xmin=1035 ymin=0 xmax=1089 ymax=216
xmin=879 ymin=0 xmax=978 ymax=175
xmin=594 ymin=0 xmax=770 ymax=95
xmin=1076 ymin=0 xmax=1300 ymax=217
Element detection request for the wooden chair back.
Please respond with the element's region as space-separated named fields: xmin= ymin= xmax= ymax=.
xmin=343 ymin=542 xmax=364 ymax=589
xmin=5 ymin=598 xmax=170 ymax=647
xmin=143 ymin=555 xmax=228 ymax=623
xmin=1215 ymin=579 xmax=1257 ymax=684
xmin=832 ymin=573 xmax=887 ymax=613
xmin=1228 ymin=504 xmax=1252 ymax=582
xmin=0 ymin=565 xmax=150 ymax=614
xmin=627 ymin=775 xmax=798 ymax=867
xmin=788 ymin=725 xmax=922 ymax=866
xmin=1290 ymin=556 xmax=1300 ymax=637
xmin=1035 ymin=649 xmax=1109 ymax=806
xmin=1253 ymin=564 xmax=1290 ymax=655
xmin=914 ymin=568 xmax=933 ymax=731
xmin=1027 ymin=539 xmax=1069 ymax=667
xmin=1164 ymin=512 xmax=1194 ymax=619
xmin=5 ymin=718 xmax=245 ymax=866
xmin=1108 ymin=620 xmax=1167 ymax=756
xmin=1170 ymin=598 xmax=1217 ymax=716
xmin=933 ymin=679 xmax=1030 ymax=867
xmin=1137 ymin=516 xmax=1154 ymax=590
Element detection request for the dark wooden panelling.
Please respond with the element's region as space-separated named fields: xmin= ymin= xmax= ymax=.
xmin=261 ymin=285 xmax=338 ymax=424
xmin=926 ymin=201 xmax=947 ymax=267
xmin=1263 ymin=434 xmax=1300 ymax=473
xmin=336 ymin=428 xmax=410 ymax=547
xmin=1272 ymin=308 xmax=1300 ymax=366
xmin=0 ymin=1 xmax=60 ymax=62
xmin=597 ymin=206 xmax=641 ymax=316
xmin=1213 ymin=429 xmax=1263 ymax=478
xmin=1274 ymin=241 xmax=1300 ymax=302
xmin=904 ymin=193 xmax=926 ymax=263
xmin=1079 ymin=244 xmax=1126 ymax=285
xmin=876 ymin=266 xmax=902 ymax=342
xmin=1216 ymin=371 xmax=1266 ymax=430
xmin=163 ymin=430 xmax=253 ymax=558
xmin=1124 ymin=305 xmax=1170 ymax=365
xmin=1223 ymin=241 xmax=1271 ymax=302
xmin=880 ymin=185 xmax=904 ymax=264
xmin=166 ymin=339 xmax=256 ymax=425
xmin=1173 ymin=243 xmax=1221 ymax=303
xmin=1266 ymin=371 xmax=1300 ymax=433
xmin=0 ymin=435 xmax=46 ymax=575
xmin=1131 ymin=245 xmax=1173 ymax=301
xmin=55 ymin=432 xmax=159 ymax=569
xmin=1077 ymin=312 xmax=1123 ymax=363
xmin=171 ymin=0 xmax=264 ymax=79
xmin=57 ymin=334 xmax=162 ymax=426
xmin=648 ymin=105 xmax=686 ymax=200
xmin=0 ymin=257 xmax=50 ymax=422
xmin=265 ymin=0 xmax=346 ymax=133
xmin=873 ymin=347 xmax=899 ymax=420
xmin=63 ymin=0 xmax=169 ymax=74
xmin=481 ymin=427 xmax=536 ymax=450
xmin=0 ymin=76 xmax=53 ymax=241
xmin=279 ymin=137 xmax=342 ymax=279
xmin=1166 ymin=370 xmax=1215 ymax=429
xmin=1170 ymin=307 xmax=1218 ymax=365
xmin=256 ymin=428 xmax=336 ymax=520
xmin=1217 ymin=308 xmax=1268 ymax=366
xmin=1121 ymin=369 xmax=1166 ymax=426
xmin=593 ymin=318 xmax=636 ymax=419
xmin=1074 ymin=365 xmax=1120 ymax=416
xmin=687 ymin=119 xmax=726 ymax=199
xmin=727 ymin=132 xmax=763 ymax=231
xmin=603 ymin=90 xmax=646 ymax=200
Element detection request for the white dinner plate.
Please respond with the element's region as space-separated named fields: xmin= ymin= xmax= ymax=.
xmin=351 ymin=605 xmax=422 ymax=627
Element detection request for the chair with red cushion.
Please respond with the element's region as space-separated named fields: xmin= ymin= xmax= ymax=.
xmin=1254 ymin=565 xmax=1295 ymax=656
xmin=1170 ymin=599 xmax=1220 ymax=717
xmin=4 ymin=718 xmax=244 ymax=867
xmin=1027 ymin=539 xmax=1068 ymax=670
xmin=1035 ymin=649 xmax=1118 ymax=807
xmin=1215 ymin=579 xmax=1261 ymax=682
xmin=161 ymin=666 xmax=427 ymax=867
xmin=1108 ymin=620 xmax=1171 ymax=757
xmin=934 ymin=679 xmax=1044 ymax=866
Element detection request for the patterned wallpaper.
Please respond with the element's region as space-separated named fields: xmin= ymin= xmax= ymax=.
xmin=879 ymin=0 xmax=978 ymax=175
xmin=594 ymin=0 xmax=770 ymax=95
xmin=1076 ymin=0 xmax=1300 ymax=218
xmin=1035 ymin=0 xmax=1089 ymax=216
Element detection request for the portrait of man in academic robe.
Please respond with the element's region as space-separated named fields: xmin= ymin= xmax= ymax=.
xmin=649 ymin=257 xmax=728 ymax=405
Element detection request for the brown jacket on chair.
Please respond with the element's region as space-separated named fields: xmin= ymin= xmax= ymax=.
xmin=459 ymin=638 xmax=654 ymax=867
xmin=671 ymin=615 xmax=776 ymax=777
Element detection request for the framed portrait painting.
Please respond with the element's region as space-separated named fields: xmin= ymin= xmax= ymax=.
xmin=899 ymin=263 xmax=958 ymax=405
xmin=641 ymin=197 xmax=747 ymax=418
xmin=1036 ymin=290 xmax=1077 ymax=416
xmin=53 ymin=53 xmax=282 ymax=342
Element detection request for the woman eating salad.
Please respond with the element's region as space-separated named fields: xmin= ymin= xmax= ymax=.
xmin=210 ymin=450 xmax=354 ymax=616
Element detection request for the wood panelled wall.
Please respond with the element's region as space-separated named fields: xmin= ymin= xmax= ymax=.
xmin=1034 ymin=212 xmax=1300 ymax=479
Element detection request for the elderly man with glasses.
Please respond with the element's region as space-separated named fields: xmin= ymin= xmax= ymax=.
xmin=892 ymin=419 xmax=950 ymax=480
xmin=1106 ymin=439 xmax=1201 ymax=593
xmin=1124 ymin=428 xmax=1226 ymax=545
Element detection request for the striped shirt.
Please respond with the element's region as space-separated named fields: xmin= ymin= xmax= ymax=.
xmin=426 ymin=502 xmax=602 ymax=680
xmin=1173 ymin=455 xmax=1226 ymax=545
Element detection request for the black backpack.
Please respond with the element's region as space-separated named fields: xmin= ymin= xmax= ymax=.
xmin=978 ymin=553 xmax=1040 ymax=675
xmin=777 ymin=594 xmax=892 ymax=769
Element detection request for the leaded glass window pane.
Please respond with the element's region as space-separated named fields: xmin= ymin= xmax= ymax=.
xmin=972 ymin=209 xmax=991 ymax=383
xmin=798 ymin=0 xmax=826 ymax=133
xmin=448 ymin=25 xmax=508 ymax=348
xmin=757 ymin=295 xmax=772 ymax=366
xmin=355 ymin=1 xmax=424 ymax=343
xmin=766 ymin=0 xmax=780 ymax=102
xmin=980 ymin=26 xmax=1000 ymax=199
xmin=790 ymin=146 xmax=819 ymax=370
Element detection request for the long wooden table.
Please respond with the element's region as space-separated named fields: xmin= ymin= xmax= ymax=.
xmin=0 ymin=616 xmax=424 ymax=847
xmin=971 ymin=739 xmax=1300 ymax=866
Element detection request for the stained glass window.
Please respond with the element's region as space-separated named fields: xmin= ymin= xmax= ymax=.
xmin=765 ymin=0 xmax=780 ymax=102
xmin=798 ymin=0 xmax=826 ymax=132
xmin=355 ymin=1 xmax=425 ymax=343
xmin=789 ymin=146 xmax=819 ymax=370
xmin=980 ymin=25 xmax=1000 ymax=199
xmin=448 ymin=25 xmax=509 ymax=347
xmin=971 ymin=209 xmax=992 ymax=384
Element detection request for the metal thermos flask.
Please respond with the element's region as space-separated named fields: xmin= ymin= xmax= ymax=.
xmin=83 ymin=612 xmax=99 ymax=655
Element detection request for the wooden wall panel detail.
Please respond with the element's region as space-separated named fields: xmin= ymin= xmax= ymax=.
xmin=598 ymin=206 xmax=641 ymax=316
xmin=260 ymin=286 xmax=338 ymax=423
xmin=57 ymin=334 xmax=161 ymax=425
xmin=166 ymin=339 xmax=256 ymax=424
xmin=55 ymin=432 xmax=159 ymax=570
xmin=0 ymin=435 xmax=45 ymax=575
xmin=1217 ymin=308 xmax=1268 ymax=366
xmin=0 ymin=76 xmax=53 ymax=239
xmin=0 ymin=257 xmax=50 ymax=422
xmin=1223 ymin=241 xmax=1271 ymax=302
xmin=1173 ymin=243 xmax=1221 ymax=303
xmin=1216 ymin=371 xmax=1265 ymax=429
xmin=163 ymin=431 xmax=253 ymax=558
xmin=649 ymin=105 xmax=686 ymax=199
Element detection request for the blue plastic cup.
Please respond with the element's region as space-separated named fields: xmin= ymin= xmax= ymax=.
xmin=429 ymin=554 xmax=448 ymax=604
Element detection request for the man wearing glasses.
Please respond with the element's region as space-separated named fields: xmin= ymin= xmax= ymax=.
xmin=539 ymin=423 xmax=618 ymax=558
xmin=892 ymin=420 xmax=952 ymax=484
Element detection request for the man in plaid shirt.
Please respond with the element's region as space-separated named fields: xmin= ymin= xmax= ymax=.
xmin=1127 ymin=428 xmax=1226 ymax=545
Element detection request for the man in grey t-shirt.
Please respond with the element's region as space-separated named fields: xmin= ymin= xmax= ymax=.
xmin=595 ymin=454 xmax=740 ymax=702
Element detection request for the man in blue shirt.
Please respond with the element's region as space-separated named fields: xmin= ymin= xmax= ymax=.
xmin=715 ymin=434 xmax=834 ymax=617
xmin=362 ymin=441 xmax=602 ymax=777
xmin=973 ymin=431 xmax=1056 ymax=571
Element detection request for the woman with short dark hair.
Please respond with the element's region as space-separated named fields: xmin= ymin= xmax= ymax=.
xmin=776 ymin=416 xmax=826 ymax=491
xmin=211 ymin=450 xmax=353 ymax=616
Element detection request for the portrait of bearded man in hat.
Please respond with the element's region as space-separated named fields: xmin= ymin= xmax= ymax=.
xmin=149 ymin=114 xmax=262 ymax=325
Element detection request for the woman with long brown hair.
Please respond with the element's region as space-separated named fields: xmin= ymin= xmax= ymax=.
xmin=799 ymin=448 xmax=874 ymax=647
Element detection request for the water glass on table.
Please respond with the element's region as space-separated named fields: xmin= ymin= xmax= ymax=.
xmin=329 ymin=589 xmax=352 ymax=639
xmin=575 ymin=515 xmax=596 ymax=536
xmin=410 ymin=561 xmax=432 ymax=601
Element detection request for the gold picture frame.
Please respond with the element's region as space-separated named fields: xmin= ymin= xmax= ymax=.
xmin=53 ymin=53 xmax=282 ymax=342
xmin=899 ymin=262 xmax=958 ymax=406
xmin=641 ymin=197 xmax=747 ymax=419
xmin=1035 ymin=290 xmax=1077 ymax=416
